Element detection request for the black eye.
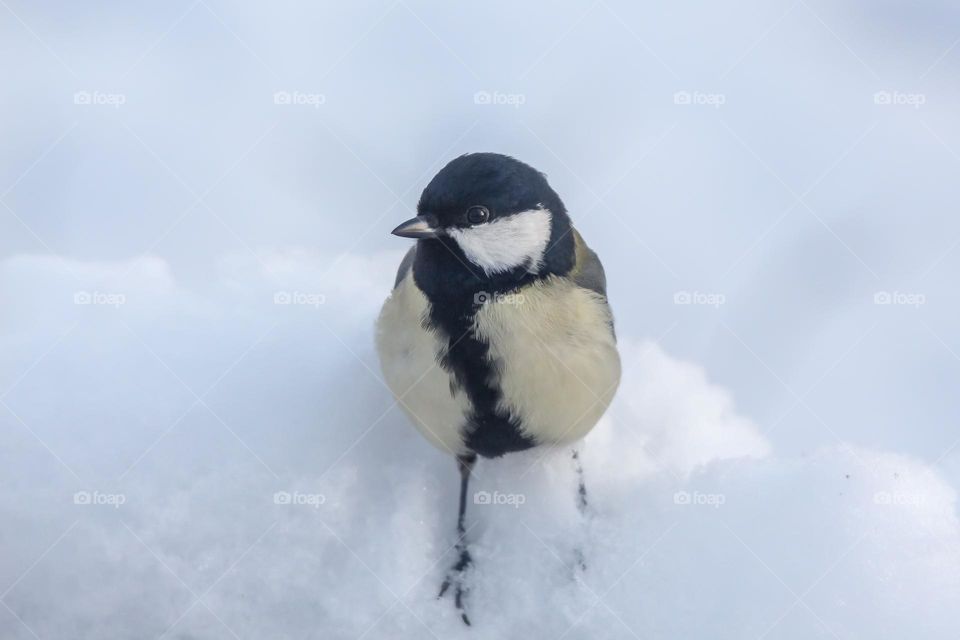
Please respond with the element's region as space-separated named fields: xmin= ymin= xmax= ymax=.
xmin=466 ymin=205 xmax=489 ymax=225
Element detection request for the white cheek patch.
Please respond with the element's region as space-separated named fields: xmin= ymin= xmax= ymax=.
xmin=447 ymin=208 xmax=552 ymax=275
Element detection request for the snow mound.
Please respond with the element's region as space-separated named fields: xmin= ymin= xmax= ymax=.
xmin=1 ymin=253 xmax=958 ymax=639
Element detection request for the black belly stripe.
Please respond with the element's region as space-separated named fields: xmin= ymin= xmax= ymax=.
xmin=429 ymin=302 xmax=535 ymax=459
xmin=411 ymin=234 xmax=577 ymax=458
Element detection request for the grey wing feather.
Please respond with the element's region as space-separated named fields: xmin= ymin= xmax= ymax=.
xmin=571 ymin=230 xmax=616 ymax=340
xmin=570 ymin=231 xmax=607 ymax=298
xmin=393 ymin=245 xmax=416 ymax=288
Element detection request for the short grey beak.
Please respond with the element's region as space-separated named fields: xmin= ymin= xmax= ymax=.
xmin=391 ymin=215 xmax=439 ymax=239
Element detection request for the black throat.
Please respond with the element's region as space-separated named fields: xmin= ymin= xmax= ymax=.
xmin=411 ymin=217 xmax=574 ymax=458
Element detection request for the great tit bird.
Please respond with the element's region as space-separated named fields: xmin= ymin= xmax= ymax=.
xmin=375 ymin=152 xmax=620 ymax=624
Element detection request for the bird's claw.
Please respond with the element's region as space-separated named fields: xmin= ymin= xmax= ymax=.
xmin=437 ymin=547 xmax=472 ymax=626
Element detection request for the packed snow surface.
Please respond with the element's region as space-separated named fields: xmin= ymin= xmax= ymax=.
xmin=1 ymin=253 xmax=957 ymax=639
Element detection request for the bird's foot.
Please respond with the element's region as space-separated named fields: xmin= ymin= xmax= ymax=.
xmin=437 ymin=547 xmax=472 ymax=626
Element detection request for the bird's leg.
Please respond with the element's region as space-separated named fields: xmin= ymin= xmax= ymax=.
xmin=572 ymin=449 xmax=588 ymax=514
xmin=438 ymin=453 xmax=477 ymax=625
xmin=571 ymin=449 xmax=588 ymax=572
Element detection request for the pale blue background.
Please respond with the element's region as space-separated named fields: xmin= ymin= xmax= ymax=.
xmin=1 ymin=1 xmax=959 ymax=638
xmin=3 ymin=0 xmax=957 ymax=463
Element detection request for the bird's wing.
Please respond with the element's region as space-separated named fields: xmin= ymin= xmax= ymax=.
xmin=568 ymin=229 xmax=607 ymax=298
xmin=393 ymin=245 xmax=417 ymax=288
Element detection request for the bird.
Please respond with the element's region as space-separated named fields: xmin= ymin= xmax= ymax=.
xmin=375 ymin=152 xmax=620 ymax=625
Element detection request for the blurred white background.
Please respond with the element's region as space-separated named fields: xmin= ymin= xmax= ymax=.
xmin=1 ymin=1 xmax=958 ymax=638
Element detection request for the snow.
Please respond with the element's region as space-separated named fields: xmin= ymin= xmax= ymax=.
xmin=2 ymin=253 xmax=958 ymax=639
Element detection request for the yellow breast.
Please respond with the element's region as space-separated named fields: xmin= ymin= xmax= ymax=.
xmin=472 ymin=276 xmax=620 ymax=446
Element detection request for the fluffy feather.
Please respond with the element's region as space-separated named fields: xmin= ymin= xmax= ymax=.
xmin=472 ymin=276 xmax=620 ymax=445
xmin=375 ymin=270 xmax=473 ymax=455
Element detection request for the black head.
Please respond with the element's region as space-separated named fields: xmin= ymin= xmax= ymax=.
xmin=392 ymin=153 xmax=574 ymax=282
xmin=417 ymin=153 xmax=565 ymax=229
